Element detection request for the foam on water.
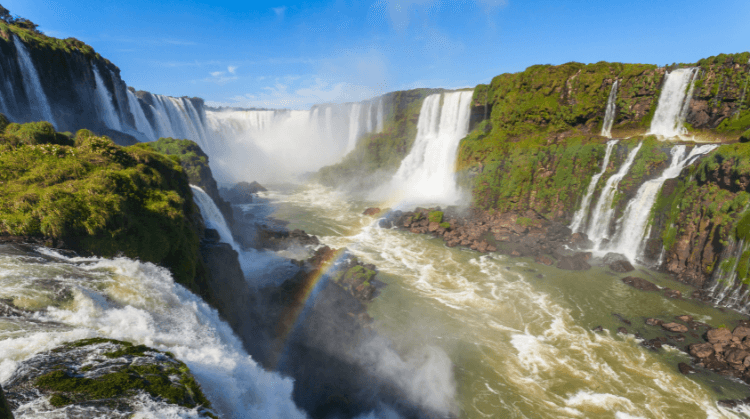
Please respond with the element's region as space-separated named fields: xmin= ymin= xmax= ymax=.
xmin=0 ymin=248 xmax=306 ymax=418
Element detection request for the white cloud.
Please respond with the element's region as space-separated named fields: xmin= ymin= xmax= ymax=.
xmin=211 ymin=71 xmax=225 ymax=77
xmin=228 ymin=66 xmax=238 ymax=74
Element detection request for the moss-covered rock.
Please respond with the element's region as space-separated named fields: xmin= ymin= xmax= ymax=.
xmin=741 ymin=129 xmax=750 ymax=143
xmin=143 ymin=137 xmax=233 ymax=226
xmin=3 ymin=338 xmax=215 ymax=418
xmin=0 ymin=120 xmax=206 ymax=292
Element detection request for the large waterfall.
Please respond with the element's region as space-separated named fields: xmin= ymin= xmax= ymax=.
xmin=605 ymin=144 xmax=718 ymax=262
xmin=12 ymin=35 xmax=56 ymax=127
xmin=649 ymin=68 xmax=699 ymax=138
xmin=569 ymin=140 xmax=618 ymax=233
xmin=585 ymin=142 xmax=643 ymax=246
xmin=374 ymin=90 xmax=473 ymax=205
xmin=93 ymin=66 xmax=122 ymax=131
xmin=601 ymin=81 xmax=618 ymax=138
xmin=205 ymin=98 xmax=384 ymax=182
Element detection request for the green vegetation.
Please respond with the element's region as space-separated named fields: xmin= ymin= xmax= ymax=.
xmin=36 ymin=339 xmax=211 ymax=411
xmin=315 ymin=88 xmax=441 ymax=187
xmin=439 ymin=222 xmax=451 ymax=229
xmin=145 ymin=137 xmax=210 ymax=186
xmin=428 ymin=210 xmax=444 ymax=224
xmin=0 ymin=119 xmax=205 ymax=290
xmin=740 ymin=129 xmax=750 ymax=143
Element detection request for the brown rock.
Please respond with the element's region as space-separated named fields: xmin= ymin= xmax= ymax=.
xmin=428 ymin=222 xmax=440 ymax=232
xmin=689 ymin=342 xmax=714 ymax=358
xmin=726 ymin=348 xmax=750 ymax=366
xmin=534 ymin=254 xmax=555 ymax=266
xmin=646 ymin=318 xmax=663 ymax=326
xmin=617 ymin=327 xmax=628 ymax=334
xmin=476 ymin=241 xmax=489 ymax=253
xmin=676 ymin=315 xmax=693 ymax=323
xmin=733 ymin=326 xmax=750 ymax=340
xmin=362 ymin=207 xmax=381 ymax=216
xmin=621 ymin=276 xmax=659 ymax=291
xmin=663 ymin=288 xmax=682 ymax=299
xmin=510 ymin=250 xmax=521 ymax=257
xmin=662 ymin=322 xmax=689 ymax=333
xmin=557 ymin=254 xmax=591 ymax=271
xmin=609 ymin=260 xmax=635 ymax=273
xmin=708 ymin=328 xmax=734 ymax=345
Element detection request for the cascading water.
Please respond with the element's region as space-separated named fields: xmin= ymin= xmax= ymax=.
xmin=12 ymin=36 xmax=56 ymax=126
xmin=649 ymin=68 xmax=699 ymax=138
xmin=92 ymin=66 xmax=122 ymax=130
xmin=569 ymin=140 xmax=618 ymax=233
xmin=586 ymin=142 xmax=643 ymax=246
xmin=346 ymin=102 xmax=363 ymax=153
xmin=601 ymin=81 xmax=619 ymax=138
xmin=127 ymin=89 xmax=156 ymax=140
xmin=190 ymin=185 xmax=239 ymax=252
xmin=606 ymin=144 xmax=718 ymax=262
xmin=707 ymin=239 xmax=750 ymax=314
xmin=376 ymin=98 xmax=384 ymax=133
xmin=0 ymin=246 xmax=306 ymax=418
xmin=375 ymin=90 xmax=473 ymax=205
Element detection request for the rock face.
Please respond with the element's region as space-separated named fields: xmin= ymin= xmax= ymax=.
xmin=3 ymin=338 xmax=214 ymax=418
xmin=0 ymin=384 xmax=12 ymax=419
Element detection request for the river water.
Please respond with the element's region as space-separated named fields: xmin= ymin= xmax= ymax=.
xmin=261 ymin=182 xmax=750 ymax=419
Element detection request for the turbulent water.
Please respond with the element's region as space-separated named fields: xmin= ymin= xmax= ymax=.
xmin=0 ymin=246 xmax=306 ymax=418
xmin=260 ymin=182 xmax=750 ymax=419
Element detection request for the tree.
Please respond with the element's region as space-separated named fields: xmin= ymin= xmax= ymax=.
xmin=0 ymin=5 xmax=12 ymax=23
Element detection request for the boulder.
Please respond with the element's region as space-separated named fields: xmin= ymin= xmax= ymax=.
xmin=678 ymin=363 xmax=696 ymax=374
xmin=646 ymin=318 xmax=663 ymax=326
xmin=662 ymin=322 xmax=689 ymax=333
xmin=362 ymin=207 xmax=381 ymax=216
xmin=689 ymin=342 xmax=714 ymax=358
xmin=223 ymin=181 xmax=267 ymax=204
xmin=621 ymin=276 xmax=659 ymax=291
xmin=733 ymin=326 xmax=750 ymax=340
xmin=663 ymin=288 xmax=682 ymax=299
xmin=617 ymin=327 xmax=628 ymax=334
xmin=676 ymin=315 xmax=693 ymax=323
xmin=708 ymin=328 xmax=734 ymax=345
xmin=726 ymin=348 xmax=750 ymax=366
xmin=609 ymin=260 xmax=635 ymax=273
xmin=602 ymin=252 xmax=629 ymax=265
xmin=569 ymin=232 xmax=593 ymax=249
xmin=534 ymin=254 xmax=555 ymax=266
xmin=557 ymin=253 xmax=592 ymax=271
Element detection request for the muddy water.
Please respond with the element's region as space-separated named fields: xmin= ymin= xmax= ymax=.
xmin=263 ymin=182 xmax=750 ymax=419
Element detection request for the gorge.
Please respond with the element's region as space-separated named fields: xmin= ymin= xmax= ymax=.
xmin=2 ymin=7 xmax=750 ymax=419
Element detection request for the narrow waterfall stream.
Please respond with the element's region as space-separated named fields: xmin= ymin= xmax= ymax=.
xmin=601 ymin=81 xmax=619 ymax=138
xmin=12 ymin=36 xmax=56 ymax=127
xmin=570 ymin=140 xmax=618 ymax=233
xmin=649 ymin=68 xmax=699 ymax=138
xmin=92 ymin=66 xmax=122 ymax=131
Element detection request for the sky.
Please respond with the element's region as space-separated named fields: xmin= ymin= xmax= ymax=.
xmin=6 ymin=0 xmax=750 ymax=109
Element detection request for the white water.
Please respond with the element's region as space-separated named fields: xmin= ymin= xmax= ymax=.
xmin=12 ymin=36 xmax=56 ymax=126
xmin=586 ymin=142 xmax=643 ymax=247
xmin=569 ymin=140 xmax=618 ymax=233
xmin=0 ymin=248 xmax=306 ymax=418
xmin=376 ymin=98 xmax=384 ymax=133
xmin=601 ymin=81 xmax=619 ymax=138
xmin=127 ymin=89 xmax=157 ymax=140
xmin=649 ymin=68 xmax=699 ymax=138
xmin=190 ymin=185 xmax=239 ymax=253
xmin=708 ymin=239 xmax=750 ymax=314
xmin=374 ymin=90 xmax=473 ymax=205
xmin=205 ymin=99 xmax=382 ymax=183
xmin=92 ymin=66 xmax=122 ymax=130
xmin=606 ymin=144 xmax=718 ymax=262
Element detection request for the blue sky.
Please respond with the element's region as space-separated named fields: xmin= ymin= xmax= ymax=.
xmin=6 ymin=0 xmax=750 ymax=109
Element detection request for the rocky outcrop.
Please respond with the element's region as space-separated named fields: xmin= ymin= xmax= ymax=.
xmin=3 ymin=338 xmax=214 ymax=418
xmin=221 ymin=181 xmax=267 ymax=204
xmin=689 ymin=324 xmax=750 ymax=384
xmin=0 ymin=384 xmax=12 ymax=419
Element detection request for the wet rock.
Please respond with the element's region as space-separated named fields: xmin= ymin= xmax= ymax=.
xmin=662 ymin=322 xmax=689 ymax=333
xmin=676 ymin=315 xmax=693 ymax=323
xmin=362 ymin=207 xmax=381 ymax=216
xmin=557 ymin=252 xmax=592 ymax=271
xmin=592 ymin=325 xmax=604 ymax=332
xmin=609 ymin=260 xmax=635 ymax=273
xmin=621 ymin=276 xmax=659 ymax=291
xmin=725 ymin=348 xmax=750 ymax=367
xmin=534 ymin=254 xmax=555 ymax=266
xmin=223 ymin=181 xmax=266 ymax=204
xmin=646 ymin=318 xmax=663 ymax=326
xmin=0 ymin=384 xmax=12 ymax=419
xmin=678 ymin=362 xmax=696 ymax=374
xmin=663 ymin=288 xmax=682 ymax=299
xmin=617 ymin=327 xmax=628 ymax=334
xmin=602 ymin=252 xmax=629 ymax=265
xmin=708 ymin=328 xmax=734 ymax=345
xmin=733 ymin=326 xmax=750 ymax=340
xmin=536 ymin=274 xmax=545 ymax=279
xmin=612 ymin=313 xmax=632 ymax=325
xmin=642 ymin=338 xmax=663 ymax=350
xmin=670 ymin=334 xmax=686 ymax=342
xmin=689 ymin=342 xmax=714 ymax=358
xmin=569 ymin=232 xmax=593 ymax=249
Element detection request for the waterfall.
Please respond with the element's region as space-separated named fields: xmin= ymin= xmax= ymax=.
xmin=346 ymin=102 xmax=363 ymax=153
xmin=191 ymin=185 xmax=240 ymax=252
xmin=707 ymin=239 xmax=750 ymax=314
xmin=586 ymin=142 xmax=643 ymax=247
xmin=127 ymin=89 xmax=156 ymax=140
xmin=569 ymin=140 xmax=618 ymax=233
xmin=601 ymin=81 xmax=619 ymax=138
xmin=376 ymin=90 xmax=473 ymax=204
xmin=365 ymin=101 xmax=373 ymax=133
xmin=376 ymin=98 xmax=384 ymax=133
xmin=606 ymin=144 xmax=718 ymax=262
xmin=649 ymin=68 xmax=699 ymax=138
xmin=93 ymin=66 xmax=122 ymax=130
xmin=12 ymin=36 xmax=56 ymax=126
